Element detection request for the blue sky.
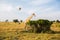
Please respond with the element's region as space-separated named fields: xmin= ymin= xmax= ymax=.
xmin=0 ymin=0 xmax=60 ymax=21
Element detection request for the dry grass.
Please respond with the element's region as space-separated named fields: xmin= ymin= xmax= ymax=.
xmin=0 ymin=22 xmax=25 ymax=32
xmin=0 ymin=31 xmax=60 ymax=40
xmin=50 ymin=22 xmax=60 ymax=32
xmin=0 ymin=22 xmax=60 ymax=40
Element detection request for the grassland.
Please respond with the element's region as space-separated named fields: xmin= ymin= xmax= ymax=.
xmin=0 ymin=22 xmax=60 ymax=40
xmin=0 ymin=31 xmax=60 ymax=40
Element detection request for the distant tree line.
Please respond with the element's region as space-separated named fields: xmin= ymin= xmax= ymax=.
xmin=5 ymin=19 xmax=23 ymax=23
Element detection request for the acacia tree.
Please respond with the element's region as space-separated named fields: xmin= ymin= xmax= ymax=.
xmin=5 ymin=19 xmax=8 ymax=22
xmin=27 ymin=19 xmax=52 ymax=33
xmin=37 ymin=19 xmax=51 ymax=33
xmin=13 ymin=19 xmax=19 ymax=23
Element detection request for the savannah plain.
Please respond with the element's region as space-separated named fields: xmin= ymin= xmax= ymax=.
xmin=0 ymin=22 xmax=60 ymax=40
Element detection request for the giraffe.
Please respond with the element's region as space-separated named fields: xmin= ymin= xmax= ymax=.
xmin=19 ymin=13 xmax=35 ymax=31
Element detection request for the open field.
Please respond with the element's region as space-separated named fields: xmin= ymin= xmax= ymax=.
xmin=0 ymin=31 xmax=60 ymax=40
xmin=0 ymin=22 xmax=24 ymax=32
xmin=0 ymin=22 xmax=60 ymax=40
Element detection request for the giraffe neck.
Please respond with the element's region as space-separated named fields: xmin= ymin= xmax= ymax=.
xmin=24 ymin=14 xmax=35 ymax=24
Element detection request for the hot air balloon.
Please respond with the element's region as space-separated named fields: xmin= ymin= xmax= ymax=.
xmin=19 ymin=7 xmax=21 ymax=10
